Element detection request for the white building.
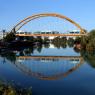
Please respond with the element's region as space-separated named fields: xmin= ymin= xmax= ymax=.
xmin=67 ymin=30 xmax=80 ymax=39
xmin=0 ymin=30 xmax=7 ymax=40
xmin=33 ymin=30 xmax=59 ymax=40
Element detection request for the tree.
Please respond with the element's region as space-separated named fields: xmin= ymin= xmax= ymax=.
xmin=35 ymin=36 xmax=43 ymax=43
xmin=67 ymin=38 xmax=74 ymax=47
xmin=4 ymin=32 xmax=16 ymax=42
xmin=43 ymin=37 xmax=50 ymax=44
xmin=74 ymin=37 xmax=81 ymax=44
xmin=81 ymin=29 xmax=95 ymax=50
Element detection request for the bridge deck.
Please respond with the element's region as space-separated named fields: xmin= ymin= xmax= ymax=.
xmin=15 ymin=33 xmax=86 ymax=37
xmin=16 ymin=56 xmax=83 ymax=60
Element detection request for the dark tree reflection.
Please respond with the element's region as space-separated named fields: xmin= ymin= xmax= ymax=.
xmin=81 ymin=50 xmax=95 ymax=68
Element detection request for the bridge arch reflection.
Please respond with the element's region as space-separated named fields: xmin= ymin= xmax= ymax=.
xmin=14 ymin=55 xmax=84 ymax=80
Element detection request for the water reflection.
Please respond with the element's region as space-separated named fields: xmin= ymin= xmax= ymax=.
xmin=1 ymin=43 xmax=95 ymax=95
xmin=0 ymin=44 xmax=84 ymax=80
xmin=81 ymin=50 xmax=95 ymax=68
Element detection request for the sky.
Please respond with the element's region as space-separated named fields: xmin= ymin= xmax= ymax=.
xmin=0 ymin=0 xmax=95 ymax=32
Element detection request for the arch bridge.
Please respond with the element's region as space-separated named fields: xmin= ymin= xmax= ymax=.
xmin=11 ymin=13 xmax=86 ymax=37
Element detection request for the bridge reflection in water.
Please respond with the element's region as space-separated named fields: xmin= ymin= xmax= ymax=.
xmin=15 ymin=56 xmax=84 ymax=80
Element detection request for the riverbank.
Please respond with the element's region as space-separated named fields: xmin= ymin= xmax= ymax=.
xmin=0 ymin=80 xmax=32 ymax=95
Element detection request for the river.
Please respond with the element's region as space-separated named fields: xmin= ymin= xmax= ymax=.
xmin=0 ymin=44 xmax=95 ymax=95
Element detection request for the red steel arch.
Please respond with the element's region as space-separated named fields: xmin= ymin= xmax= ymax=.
xmin=11 ymin=13 xmax=85 ymax=34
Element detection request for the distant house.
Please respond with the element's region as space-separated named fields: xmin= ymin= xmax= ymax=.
xmin=34 ymin=31 xmax=59 ymax=34
xmin=69 ymin=30 xmax=80 ymax=34
xmin=0 ymin=30 xmax=7 ymax=40
xmin=33 ymin=30 xmax=59 ymax=40
xmin=16 ymin=30 xmax=31 ymax=34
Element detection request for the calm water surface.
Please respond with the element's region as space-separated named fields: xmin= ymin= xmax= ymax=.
xmin=0 ymin=44 xmax=95 ymax=95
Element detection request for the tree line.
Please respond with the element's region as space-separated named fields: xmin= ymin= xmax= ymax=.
xmin=2 ymin=29 xmax=95 ymax=51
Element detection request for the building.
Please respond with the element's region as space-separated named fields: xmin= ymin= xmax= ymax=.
xmin=0 ymin=29 xmax=7 ymax=40
xmin=33 ymin=30 xmax=59 ymax=40
xmin=67 ymin=30 xmax=80 ymax=39
xmin=69 ymin=30 xmax=80 ymax=34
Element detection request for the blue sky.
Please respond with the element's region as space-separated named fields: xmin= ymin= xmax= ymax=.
xmin=0 ymin=0 xmax=95 ymax=32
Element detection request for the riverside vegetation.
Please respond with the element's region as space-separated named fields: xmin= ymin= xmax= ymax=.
xmin=0 ymin=80 xmax=32 ymax=95
xmin=3 ymin=29 xmax=95 ymax=52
